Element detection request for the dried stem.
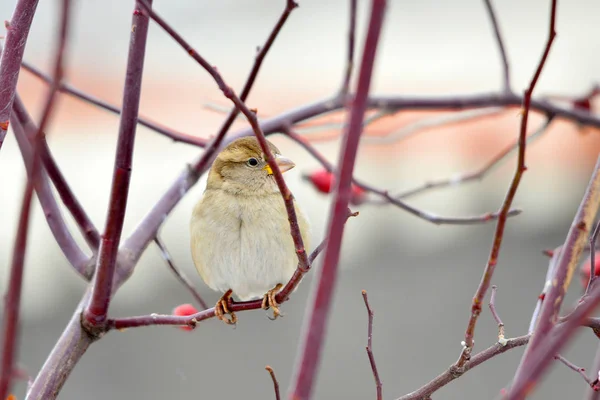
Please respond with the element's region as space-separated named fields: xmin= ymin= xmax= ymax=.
xmin=489 ymin=285 xmax=505 ymax=341
xmin=288 ymin=2 xmax=387 ymax=399
xmin=0 ymin=0 xmax=71 ymax=397
xmin=84 ymin=0 xmax=152 ymax=329
xmin=339 ymin=0 xmax=357 ymax=96
xmin=554 ymin=354 xmax=595 ymax=388
xmin=21 ymin=60 xmax=207 ymax=148
xmin=394 ymin=116 xmax=553 ymax=200
xmin=288 ymin=129 xmax=521 ymax=225
xmin=154 ymin=236 xmax=208 ymax=310
xmin=455 ymin=0 xmax=556 ymax=368
xmin=586 ymin=221 xmax=600 ymax=294
xmin=483 ymin=0 xmax=511 ymax=93
xmin=265 ymin=366 xmax=281 ymax=400
xmin=0 ymin=0 xmax=39 ymax=152
xmin=507 ymin=156 xmax=600 ymax=399
xmin=362 ymin=290 xmax=383 ymax=400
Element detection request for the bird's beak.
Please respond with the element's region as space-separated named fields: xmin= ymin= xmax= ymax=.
xmin=264 ymin=155 xmax=296 ymax=175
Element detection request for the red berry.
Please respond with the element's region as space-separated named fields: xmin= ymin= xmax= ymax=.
xmin=580 ymin=256 xmax=600 ymax=289
xmin=308 ymin=169 xmax=333 ymax=193
xmin=172 ymin=303 xmax=198 ymax=331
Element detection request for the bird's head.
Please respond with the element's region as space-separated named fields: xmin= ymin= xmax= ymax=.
xmin=206 ymin=136 xmax=295 ymax=195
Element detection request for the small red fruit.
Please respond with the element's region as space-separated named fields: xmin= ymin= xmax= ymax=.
xmin=580 ymin=255 xmax=600 ymax=289
xmin=172 ymin=303 xmax=198 ymax=331
xmin=305 ymin=169 xmax=366 ymax=205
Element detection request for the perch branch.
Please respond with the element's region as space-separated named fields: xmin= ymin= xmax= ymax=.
xmin=362 ymin=290 xmax=383 ymax=400
xmin=455 ymin=0 xmax=556 ymax=368
xmin=0 ymin=0 xmax=39 ymax=152
xmin=154 ymin=236 xmax=208 ymax=310
xmin=288 ymin=2 xmax=386 ymax=399
xmin=83 ymin=0 xmax=152 ymax=329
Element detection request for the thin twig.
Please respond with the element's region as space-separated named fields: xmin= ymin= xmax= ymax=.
xmin=339 ymin=0 xmax=357 ymax=96
xmin=154 ymin=236 xmax=208 ymax=310
xmin=555 ymin=354 xmax=595 ymax=387
xmin=393 ymin=116 xmax=553 ymax=200
xmin=265 ymin=366 xmax=281 ymax=400
xmin=20 ymin=60 xmax=208 ymax=148
xmin=0 ymin=0 xmax=71 ymax=397
xmin=83 ymin=0 xmax=153 ymax=330
xmin=0 ymin=0 xmax=39 ymax=152
xmin=288 ymin=2 xmax=386 ymax=399
xmin=489 ymin=286 xmax=505 ymax=341
xmin=286 ymin=128 xmax=521 ymax=225
xmin=455 ymin=0 xmax=557 ymax=368
xmin=585 ymin=344 xmax=600 ymax=399
xmin=362 ymin=290 xmax=383 ymax=400
xmin=483 ymin=0 xmax=511 ymax=93
xmin=586 ymin=221 xmax=600 ymax=294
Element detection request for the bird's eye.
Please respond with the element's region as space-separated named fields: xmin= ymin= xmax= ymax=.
xmin=247 ymin=157 xmax=259 ymax=167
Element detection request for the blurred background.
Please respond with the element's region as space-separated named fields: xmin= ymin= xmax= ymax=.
xmin=2 ymin=0 xmax=600 ymax=398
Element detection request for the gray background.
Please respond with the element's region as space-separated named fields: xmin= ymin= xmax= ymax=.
xmin=1 ymin=0 xmax=600 ymax=399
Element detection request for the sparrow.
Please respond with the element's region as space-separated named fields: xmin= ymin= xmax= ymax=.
xmin=190 ymin=136 xmax=310 ymax=324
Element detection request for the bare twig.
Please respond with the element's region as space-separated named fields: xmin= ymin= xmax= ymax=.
xmin=20 ymin=60 xmax=207 ymax=148
xmin=362 ymin=290 xmax=383 ymax=400
xmin=554 ymin=354 xmax=595 ymax=388
xmin=507 ymin=156 xmax=600 ymax=399
xmin=0 ymin=0 xmax=71 ymax=397
xmin=154 ymin=236 xmax=208 ymax=310
xmin=586 ymin=221 xmax=600 ymax=294
xmin=483 ymin=0 xmax=511 ymax=92
xmin=288 ymin=2 xmax=387 ymax=399
xmin=0 ymin=0 xmax=39 ymax=152
xmin=455 ymin=0 xmax=557 ymax=368
xmin=83 ymin=0 xmax=153 ymax=330
xmin=339 ymin=0 xmax=357 ymax=96
xmin=265 ymin=366 xmax=281 ymax=400
xmin=287 ymin=128 xmax=521 ymax=225
xmin=394 ymin=116 xmax=553 ymax=200
xmin=489 ymin=286 xmax=505 ymax=341
xmin=585 ymin=344 xmax=600 ymax=399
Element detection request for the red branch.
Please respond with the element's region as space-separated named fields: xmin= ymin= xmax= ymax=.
xmin=0 ymin=0 xmax=39 ymax=151
xmin=288 ymin=1 xmax=387 ymax=399
xmin=83 ymin=0 xmax=152 ymax=329
xmin=455 ymin=0 xmax=557 ymax=368
xmin=0 ymin=0 xmax=71 ymax=397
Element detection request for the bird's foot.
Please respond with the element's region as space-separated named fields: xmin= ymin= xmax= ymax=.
xmin=261 ymin=284 xmax=284 ymax=320
xmin=215 ymin=289 xmax=237 ymax=325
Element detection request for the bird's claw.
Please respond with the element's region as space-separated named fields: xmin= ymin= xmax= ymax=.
xmin=215 ymin=289 xmax=237 ymax=325
xmin=262 ymin=284 xmax=284 ymax=320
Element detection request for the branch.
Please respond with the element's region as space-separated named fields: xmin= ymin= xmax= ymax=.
xmin=483 ymin=0 xmax=511 ymax=93
xmin=394 ymin=116 xmax=553 ymax=200
xmin=288 ymin=129 xmax=521 ymax=225
xmin=586 ymin=221 xmax=600 ymax=294
xmin=265 ymin=366 xmax=281 ymax=400
xmin=554 ymin=354 xmax=595 ymax=388
xmin=12 ymin=95 xmax=100 ymax=252
xmin=362 ymin=290 xmax=382 ymax=400
xmin=455 ymin=0 xmax=557 ymax=368
xmin=20 ymin=60 xmax=208 ymax=148
xmin=528 ymin=246 xmax=561 ymax=334
xmin=489 ymin=285 xmax=505 ymax=341
xmin=154 ymin=236 xmax=208 ymax=310
xmin=585 ymin=344 xmax=600 ymax=399
xmin=0 ymin=0 xmax=39 ymax=152
xmin=1 ymin=0 xmax=71 ymax=397
xmin=83 ymin=0 xmax=152 ymax=329
xmin=288 ymin=2 xmax=387 ymax=399
xmin=506 ymin=155 xmax=600 ymax=398
xmin=338 ymin=0 xmax=357 ymax=96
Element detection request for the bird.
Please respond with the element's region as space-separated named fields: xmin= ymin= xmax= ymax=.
xmin=190 ymin=136 xmax=310 ymax=324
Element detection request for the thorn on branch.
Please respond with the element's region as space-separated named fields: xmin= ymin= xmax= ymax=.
xmin=265 ymin=366 xmax=281 ymax=400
